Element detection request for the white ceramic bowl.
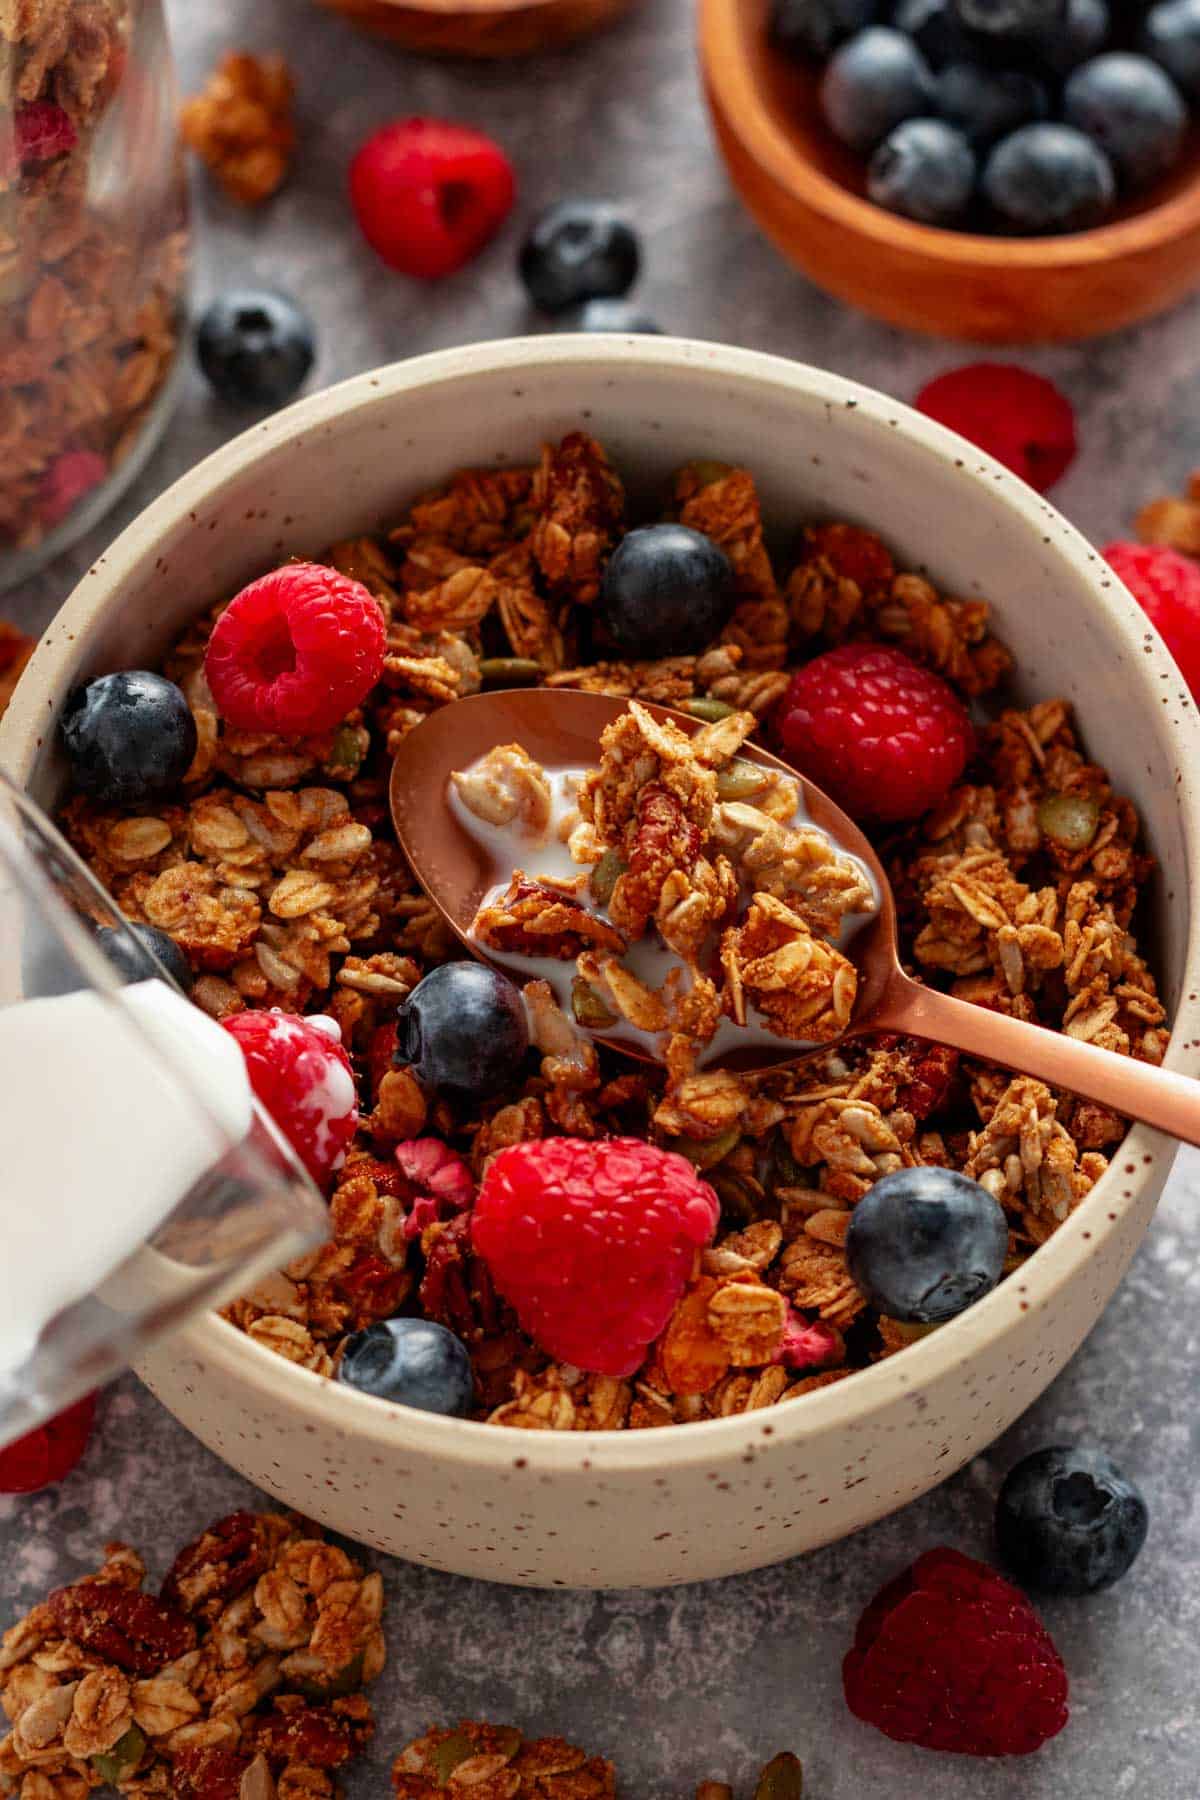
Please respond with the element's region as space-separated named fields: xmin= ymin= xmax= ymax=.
xmin=5 ymin=337 xmax=1199 ymax=1589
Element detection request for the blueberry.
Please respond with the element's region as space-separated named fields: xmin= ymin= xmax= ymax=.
xmin=1033 ymin=0 xmax=1110 ymax=76
xmin=598 ymin=523 xmax=735 ymax=658
xmin=1141 ymin=0 xmax=1200 ymax=103
xmin=892 ymin=0 xmax=978 ymax=69
xmin=60 ymin=671 xmax=197 ymax=807
xmin=96 ymin=922 xmax=193 ymax=991
xmin=338 ymin=1318 xmax=474 ymax=1417
xmin=845 ymin=1166 xmax=1008 ymax=1323
xmin=565 ymin=298 xmax=663 ymax=334
xmin=396 ymin=962 xmax=529 ymax=1099
xmin=936 ymin=64 xmax=1050 ymax=147
xmin=951 ymin=0 xmax=1064 ymax=36
xmin=770 ymin=0 xmax=877 ymax=59
xmin=195 ymin=289 xmax=316 ymax=407
xmin=1065 ymin=52 xmax=1187 ymax=188
xmin=518 ymin=202 xmax=640 ymax=315
xmin=868 ymin=118 xmax=977 ymax=222
xmin=982 ymin=122 xmax=1116 ymax=231
xmin=820 ymin=28 xmax=936 ymax=151
xmin=996 ymin=1446 xmax=1149 ymax=1594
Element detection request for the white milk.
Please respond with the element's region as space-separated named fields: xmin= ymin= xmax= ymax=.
xmin=450 ymin=759 xmax=879 ymax=1066
xmin=0 ymin=979 xmax=253 ymax=1377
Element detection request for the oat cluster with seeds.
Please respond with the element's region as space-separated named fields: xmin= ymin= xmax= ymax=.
xmin=0 ymin=1512 xmax=383 ymax=1798
xmin=56 ymin=434 xmax=1169 ymax=1428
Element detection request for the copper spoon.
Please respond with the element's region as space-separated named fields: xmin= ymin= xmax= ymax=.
xmin=390 ymin=687 xmax=1200 ymax=1146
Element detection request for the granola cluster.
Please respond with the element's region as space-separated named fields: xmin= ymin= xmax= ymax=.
xmin=461 ymin=699 xmax=873 ymax=1067
xmin=0 ymin=1512 xmax=383 ymax=1798
xmin=0 ymin=0 xmax=186 ymax=552
xmin=180 ymin=53 xmax=296 ymax=208
xmin=57 ymin=434 xmax=1169 ymax=1429
xmin=391 ymin=1723 xmax=801 ymax=1800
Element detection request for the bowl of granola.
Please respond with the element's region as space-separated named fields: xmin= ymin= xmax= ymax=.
xmin=4 ymin=335 xmax=1199 ymax=1589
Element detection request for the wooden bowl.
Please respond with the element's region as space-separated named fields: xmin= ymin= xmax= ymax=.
xmin=699 ymin=0 xmax=1200 ymax=342
xmin=316 ymin=0 xmax=636 ymax=57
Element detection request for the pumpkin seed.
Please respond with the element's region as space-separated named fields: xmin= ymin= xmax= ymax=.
xmin=589 ymin=847 xmax=627 ymax=907
xmin=572 ymin=977 xmax=618 ymax=1029
xmin=682 ymin=458 xmax=734 ymax=491
xmin=92 ymin=1725 xmax=147 ymax=1785
xmin=479 ymin=656 xmax=542 ymax=688
xmin=716 ymin=756 xmax=771 ymax=801
xmin=676 ymin=1126 xmax=741 ymax=1171
xmin=431 ymin=1725 xmax=522 ymax=1781
xmin=325 ymin=724 xmax=365 ymax=778
xmin=684 ymin=696 xmax=737 ymax=724
xmin=1037 ymin=790 xmax=1101 ymax=852
xmin=754 ymin=1751 xmax=803 ymax=1800
xmin=292 ymin=1647 xmax=365 ymax=1701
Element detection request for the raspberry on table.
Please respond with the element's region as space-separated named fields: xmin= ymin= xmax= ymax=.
xmin=1103 ymin=539 xmax=1200 ymax=697
xmin=915 ymin=363 xmax=1077 ymax=492
xmin=222 ymin=1010 xmax=359 ymax=1188
xmin=471 ymin=1138 xmax=721 ymax=1378
xmin=843 ymin=1546 xmax=1070 ymax=1755
xmin=772 ymin=642 xmax=974 ymax=822
xmin=350 ymin=117 xmax=516 ymax=280
xmin=0 ymin=1393 xmax=96 ymax=1493
xmin=204 ymin=562 xmax=386 ymax=736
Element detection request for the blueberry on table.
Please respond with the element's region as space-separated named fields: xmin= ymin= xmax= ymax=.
xmin=195 ymin=289 xmax=316 ymax=407
xmin=396 ymin=963 xmax=529 ymax=1100
xmin=96 ymin=923 xmax=193 ymax=991
xmin=820 ymin=28 xmax=936 ymax=152
xmin=951 ymin=0 xmax=1065 ymax=36
xmin=982 ymin=122 xmax=1115 ymax=232
xmin=996 ymin=1446 xmax=1149 ymax=1594
xmin=868 ymin=118 xmax=977 ymax=223
xmin=518 ymin=202 xmax=640 ymax=315
xmin=598 ymin=523 xmax=735 ymax=658
xmin=60 ymin=671 xmax=197 ymax=807
xmin=1034 ymin=0 xmax=1110 ymax=77
xmin=338 ymin=1318 xmax=474 ymax=1417
xmin=845 ymin=1166 xmax=1008 ymax=1323
xmin=769 ymin=0 xmax=878 ymax=60
xmin=1064 ymin=52 xmax=1187 ymax=190
xmin=565 ymin=297 xmax=663 ymax=334
xmin=935 ymin=63 xmax=1050 ymax=148
xmin=1141 ymin=0 xmax=1200 ymax=103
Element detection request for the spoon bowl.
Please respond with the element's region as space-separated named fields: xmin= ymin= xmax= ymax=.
xmin=392 ymin=685 xmax=1200 ymax=1143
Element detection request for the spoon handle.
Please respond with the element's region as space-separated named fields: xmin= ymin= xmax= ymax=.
xmin=874 ymin=974 xmax=1200 ymax=1149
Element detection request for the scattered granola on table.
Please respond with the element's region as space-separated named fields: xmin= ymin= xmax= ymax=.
xmin=0 ymin=1511 xmax=383 ymax=1797
xmin=392 ymin=1722 xmax=615 ymax=1796
xmin=56 ymin=433 xmax=1170 ymax=1430
xmin=180 ymin=52 xmax=297 ymax=207
xmin=0 ymin=0 xmax=187 ymax=555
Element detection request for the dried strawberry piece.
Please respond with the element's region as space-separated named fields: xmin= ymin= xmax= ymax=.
xmin=12 ymin=100 xmax=78 ymax=169
xmin=803 ymin=522 xmax=896 ymax=590
xmin=773 ymin=1310 xmax=843 ymax=1372
xmin=161 ymin=1511 xmax=275 ymax=1622
xmin=48 ymin=1581 xmax=195 ymax=1674
xmin=38 ymin=450 xmax=107 ymax=530
xmin=843 ymin=1547 xmax=1069 ymax=1756
xmin=395 ymin=1137 xmax=475 ymax=1241
xmin=172 ymin=1746 xmax=255 ymax=1799
xmin=915 ymin=364 xmax=1076 ymax=494
xmin=898 ymin=1044 xmax=960 ymax=1122
xmin=0 ymin=1393 xmax=96 ymax=1493
xmin=248 ymin=1698 xmax=373 ymax=1769
xmin=347 ymin=1151 xmax=412 ymax=1202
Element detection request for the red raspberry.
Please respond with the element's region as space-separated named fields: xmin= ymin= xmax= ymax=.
xmin=222 ymin=1010 xmax=359 ymax=1188
xmin=350 ymin=118 xmax=516 ymax=280
xmin=1103 ymin=540 xmax=1200 ymax=697
xmin=915 ymin=363 xmax=1076 ymax=493
xmin=205 ymin=563 xmax=386 ymax=736
xmin=844 ymin=1547 xmax=1069 ymax=1756
xmin=472 ymin=1138 xmax=720 ymax=1377
xmin=38 ymin=449 xmax=107 ymax=530
xmin=773 ymin=644 xmax=973 ymax=823
xmin=0 ymin=1393 xmax=96 ymax=1493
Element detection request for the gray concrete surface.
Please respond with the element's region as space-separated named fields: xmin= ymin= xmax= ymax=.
xmin=3 ymin=0 xmax=1200 ymax=1793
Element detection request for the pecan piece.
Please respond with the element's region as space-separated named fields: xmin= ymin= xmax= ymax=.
xmin=473 ymin=874 xmax=625 ymax=959
xmin=172 ymin=1745 xmax=256 ymax=1799
xmin=247 ymin=1696 xmax=373 ymax=1769
xmin=161 ymin=1512 xmax=279 ymax=1623
xmin=46 ymin=1583 xmax=195 ymax=1676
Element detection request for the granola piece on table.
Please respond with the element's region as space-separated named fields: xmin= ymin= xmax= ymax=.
xmin=1136 ymin=470 xmax=1200 ymax=554
xmin=392 ymin=1722 xmax=615 ymax=1796
xmin=181 ymin=52 xmax=297 ymax=206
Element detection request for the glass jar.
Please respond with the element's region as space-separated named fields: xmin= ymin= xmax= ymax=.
xmin=0 ymin=0 xmax=189 ymax=588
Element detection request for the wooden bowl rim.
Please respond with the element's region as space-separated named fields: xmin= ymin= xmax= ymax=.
xmin=700 ymin=0 xmax=1200 ymax=270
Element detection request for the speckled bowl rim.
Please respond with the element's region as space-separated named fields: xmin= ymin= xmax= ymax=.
xmin=8 ymin=335 xmax=1200 ymax=1471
